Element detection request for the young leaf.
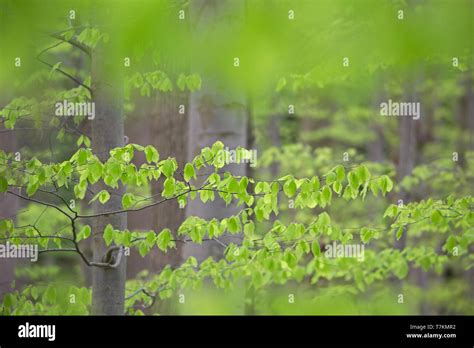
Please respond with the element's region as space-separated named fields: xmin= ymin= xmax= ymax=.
xmin=163 ymin=177 xmax=175 ymax=196
xmin=122 ymin=193 xmax=135 ymax=209
xmin=161 ymin=159 xmax=175 ymax=178
xmin=144 ymin=145 xmax=159 ymax=163
xmin=103 ymin=224 xmax=114 ymax=246
xmin=156 ymin=228 xmax=173 ymax=251
xmin=228 ymin=216 xmax=240 ymax=233
xmin=77 ymin=225 xmax=91 ymax=241
xmin=283 ymin=178 xmax=297 ymax=197
xmin=311 ymin=241 xmax=321 ymax=257
xmin=183 ymin=163 xmax=196 ymax=182
xmin=335 ymin=165 xmax=345 ymax=182
xmin=396 ymin=226 xmax=404 ymax=241
xmin=0 ymin=176 xmax=7 ymax=192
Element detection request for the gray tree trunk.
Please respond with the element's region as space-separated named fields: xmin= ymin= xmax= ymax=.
xmin=394 ymin=81 xmax=419 ymax=250
xmin=149 ymin=57 xmax=188 ymax=272
xmin=184 ymin=87 xmax=248 ymax=262
xmin=91 ymin=43 xmax=127 ymax=315
xmin=0 ymin=130 xmax=19 ymax=300
xmin=183 ymin=0 xmax=248 ymax=262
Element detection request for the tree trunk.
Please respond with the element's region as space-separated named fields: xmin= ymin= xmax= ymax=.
xmin=91 ymin=43 xmax=127 ymax=315
xmin=394 ymin=83 xmax=419 ymax=250
xmin=149 ymin=60 xmax=188 ymax=272
xmin=0 ymin=129 xmax=19 ymax=300
xmin=184 ymin=86 xmax=248 ymax=261
xmin=183 ymin=0 xmax=248 ymax=262
xmin=457 ymin=75 xmax=474 ymax=304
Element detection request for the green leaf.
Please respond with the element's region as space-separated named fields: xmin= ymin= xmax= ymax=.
xmin=361 ymin=227 xmax=376 ymax=243
xmin=89 ymin=161 xmax=103 ymax=182
xmin=156 ymin=228 xmax=173 ymax=251
xmin=0 ymin=175 xmax=7 ymax=192
xmin=122 ymin=193 xmax=135 ymax=209
xmin=394 ymin=260 xmax=409 ymax=279
xmin=145 ymin=145 xmax=159 ymax=163
xmin=77 ymin=225 xmax=91 ymax=241
xmin=77 ymin=135 xmax=91 ymax=148
xmin=108 ymin=163 xmax=122 ymax=181
xmin=370 ymin=180 xmax=379 ymax=196
xmin=383 ymin=204 xmax=398 ymax=218
xmin=396 ymin=226 xmax=404 ymax=241
xmin=283 ymin=178 xmax=297 ymax=197
xmin=348 ymin=172 xmax=360 ymax=191
xmin=244 ymin=221 xmax=255 ymax=236
xmin=77 ymin=148 xmax=88 ymax=165
xmin=320 ymin=185 xmax=332 ymax=206
xmin=103 ymin=224 xmax=114 ymax=246
xmin=98 ymin=190 xmax=110 ymax=204
xmin=44 ymin=286 xmax=56 ymax=304
xmin=3 ymin=293 xmax=16 ymax=307
xmin=26 ymin=181 xmax=39 ymax=197
xmin=325 ymin=172 xmax=336 ymax=185
xmin=228 ymin=178 xmax=240 ymax=193
xmin=139 ymin=242 xmax=150 ymax=257
xmin=161 ymin=159 xmax=175 ymax=178
xmin=356 ymin=165 xmax=371 ymax=182
xmin=431 ymin=210 xmax=443 ymax=225
xmin=444 ymin=235 xmax=457 ymax=253
xmin=335 ymin=165 xmax=345 ymax=182
xmin=379 ymin=176 xmax=393 ymax=195
xmin=163 ymin=177 xmax=175 ymax=196
xmin=311 ymin=176 xmax=320 ymax=191
xmin=146 ymin=231 xmax=156 ymax=247
xmin=228 ymin=216 xmax=240 ymax=233
xmin=263 ymin=233 xmax=277 ymax=250
xmin=311 ymin=241 xmax=321 ymax=257
xmin=333 ymin=181 xmax=342 ymax=195
xmin=318 ymin=212 xmax=331 ymax=226
xmin=183 ymin=163 xmax=196 ymax=182
xmin=296 ymin=240 xmax=310 ymax=255
xmin=31 ymin=287 xmax=39 ymax=300
xmin=283 ymin=250 xmax=297 ymax=268
xmin=385 ymin=176 xmax=393 ymax=192
xmin=89 ymin=190 xmax=110 ymax=204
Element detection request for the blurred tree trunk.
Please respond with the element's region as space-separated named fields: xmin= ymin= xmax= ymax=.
xmin=244 ymin=97 xmax=256 ymax=315
xmin=456 ymin=75 xmax=474 ymax=167
xmin=184 ymin=87 xmax=248 ymax=262
xmin=125 ymin=100 xmax=154 ymax=279
xmin=268 ymin=114 xmax=282 ymax=226
xmin=367 ymin=87 xmax=387 ymax=162
xmin=394 ymin=82 xmax=419 ymax=250
xmin=91 ymin=43 xmax=127 ymax=315
xmin=183 ymin=0 xmax=248 ymax=262
xmin=0 ymin=129 xmax=19 ymax=300
xmin=457 ymin=75 xmax=474 ymax=302
xmin=125 ymin=56 xmax=189 ymax=313
xmin=148 ymin=58 xmax=188 ymax=272
xmin=393 ymin=77 xmax=422 ymax=312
